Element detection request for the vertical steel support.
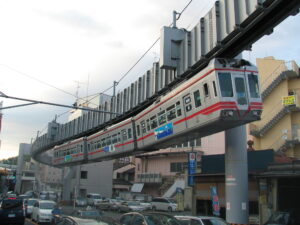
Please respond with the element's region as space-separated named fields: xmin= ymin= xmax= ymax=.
xmin=225 ymin=125 xmax=248 ymax=224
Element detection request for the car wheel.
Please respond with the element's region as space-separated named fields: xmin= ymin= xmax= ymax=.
xmin=152 ymin=206 xmax=156 ymax=211
xmin=168 ymin=206 xmax=172 ymax=212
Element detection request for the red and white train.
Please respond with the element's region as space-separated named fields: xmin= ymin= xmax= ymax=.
xmin=53 ymin=58 xmax=262 ymax=166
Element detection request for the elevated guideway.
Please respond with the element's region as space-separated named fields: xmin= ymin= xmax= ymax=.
xmin=31 ymin=0 xmax=300 ymax=166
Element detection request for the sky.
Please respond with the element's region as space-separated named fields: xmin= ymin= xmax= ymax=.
xmin=0 ymin=0 xmax=299 ymax=160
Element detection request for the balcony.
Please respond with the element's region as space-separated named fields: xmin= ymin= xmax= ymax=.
xmin=137 ymin=173 xmax=162 ymax=183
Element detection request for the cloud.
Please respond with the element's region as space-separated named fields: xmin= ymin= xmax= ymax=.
xmin=38 ymin=9 xmax=111 ymax=36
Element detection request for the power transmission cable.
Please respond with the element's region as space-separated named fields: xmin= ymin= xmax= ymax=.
xmin=0 ymin=64 xmax=99 ymax=107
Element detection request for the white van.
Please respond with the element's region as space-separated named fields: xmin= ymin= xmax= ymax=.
xmin=151 ymin=197 xmax=177 ymax=212
xmin=86 ymin=193 xmax=102 ymax=206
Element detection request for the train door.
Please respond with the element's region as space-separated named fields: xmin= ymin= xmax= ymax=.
xmin=232 ymin=74 xmax=248 ymax=110
xmin=182 ymin=94 xmax=193 ymax=129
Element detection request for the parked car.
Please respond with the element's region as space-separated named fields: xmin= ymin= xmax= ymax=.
xmin=72 ymin=209 xmax=103 ymax=220
xmin=39 ymin=191 xmax=48 ymax=200
xmin=75 ymin=197 xmax=88 ymax=207
xmin=151 ymin=197 xmax=177 ymax=212
xmin=175 ymin=215 xmax=229 ymax=225
xmin=120 ymin=212 xmax=182 ymax=225
xmin=118 ymin=201 xmax=147 ymax=213
xmin=24 ymin=198 xmax=38 ymax=218
xmin=18 ymin=194 xmax=29 ymax=200
xmin=31 ymin=200 xmax=56 ymax=224
xmin=139 ymin=201 xmax=152 ymax=211
xmin=56 ymin=216 xmax=112 ymax=225
xmin=0 ymin=197 xmax=26 ymax=225
xmin=264 ymin=210 xmax=300 ymax=225
xmin=48 ymin=191 xmax=58 ymax=202
xmin=87 ymin=193 xmax=102 ymax=206
xmin=6 ymin=193 xmax=17 ymax=198
xmin=24 ymin=191 xmax=35 ymax=198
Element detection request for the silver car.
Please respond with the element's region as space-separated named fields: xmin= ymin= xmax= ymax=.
xmin=175 ymin=215 xmax=229 ymax=225
xmin=75 ymin=197 xmax=88 ymax=207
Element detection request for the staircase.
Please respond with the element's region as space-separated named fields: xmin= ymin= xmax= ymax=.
xmin=158 ymin=176 xmax=175 ymax=196
xmin=251 ymin=105 xmax=300 ymax=137
xmin=262 ymin=70 xmax=299 ymax=100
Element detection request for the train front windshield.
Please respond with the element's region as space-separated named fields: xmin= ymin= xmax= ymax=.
xmin=247 ymin=73 xmax=260 ymax=98
xmin=218 ymin=72 xmax=261 ymax=104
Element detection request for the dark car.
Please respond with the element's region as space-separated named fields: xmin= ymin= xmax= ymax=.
xmin=0 ymin=198 xmax=26 ymax=225
xmin=120 ymin=212 xmax=182 ymax=225
xmin=264 ymin=210 xmax=300 ymax=225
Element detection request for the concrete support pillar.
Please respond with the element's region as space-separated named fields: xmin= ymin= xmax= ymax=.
xmin=62 ymin=166 xmax=74 ymax=201
xmin=225 ymin=125 xmax=249 ymax=224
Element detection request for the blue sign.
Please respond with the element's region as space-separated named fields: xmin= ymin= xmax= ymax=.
xmin=154 ymin=123 xmax=173 ymax=140
xmin=103 ymin=146 xmax=110 ymax=152
xmin=188 ymin=152 xmax=196 ymax=186
xmin=64 ymin=155 xmax=72 ymax=162
xmin=211 ymin=186 xmax=220 ymax=216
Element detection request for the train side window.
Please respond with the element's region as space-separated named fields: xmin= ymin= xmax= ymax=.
xmin=141 ymin=121 xmax=146 ymax=134
xmin=106 ymin=136 xmax=112 ymax=145
xmin=146 ymin=119 xmax=150 ymax=131
xmin=112 ymin=134 xmax=118 ymax=144
xmin=101 ymin=138 xmax=106 ymax=148
xmin=203 ymin=83 xmax=210 ymax=98
xmin=158 ymin=110 xmax=166 ymax=125
xmin=128 ymin=128 xmax=132 ymax=139
xmin=87 ymin=144 xmax=90 ymax=152
xmin=184 ymin=96 xmax=191 ymax=104
xmin=193 ymin=90 xmax=201 ymax=107
xmin=166 ymin=105 xmax=176 ymax=121
xmin=150 ymin=115 xmax=158 ymax=129
xmin=136 ymin=125 xmax=141 ymax=136
xmin=122 ymin=130 xmax=128 ymax=141
xmin=213 ymin=81 xmax=218 ymax=97
xmin=176 ymin=101 xmax=182 ymax=116
xmin=218 ymin=72 xmax=233 ymax=97
xmin=118 ymin=132 xmax=121 ymax=142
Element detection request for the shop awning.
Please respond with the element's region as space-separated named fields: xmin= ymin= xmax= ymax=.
xmin=131 ymin=183 xmax=144 ymax=193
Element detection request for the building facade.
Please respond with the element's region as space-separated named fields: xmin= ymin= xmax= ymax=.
xmin=250 ymin=57 xmax=300 ymax=157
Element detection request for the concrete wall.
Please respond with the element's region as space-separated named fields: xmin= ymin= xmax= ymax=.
xmin=75 ymin=160 xmax=113 ymax=198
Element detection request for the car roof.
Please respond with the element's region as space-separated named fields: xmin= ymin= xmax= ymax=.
xmin=122 ymin=212 xmax=175 ymax=217
xmin=37 ymin=200 xmax=56 ymax=203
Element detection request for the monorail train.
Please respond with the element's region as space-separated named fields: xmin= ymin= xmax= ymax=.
xmin=53 ymin=58 xmax=262 ymax=166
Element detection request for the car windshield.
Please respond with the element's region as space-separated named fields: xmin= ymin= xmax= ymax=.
xmin=27 ymin=199 xmax=37 ymax=206
xmin=201 ymin=218 xmax=229 ymax=225
xmin=145 ymin=214 xmax=181 ymax=225
xmin=40 ymin=202 xmax=55 ymax=209
xmin=77 ymin=197 xmax=86 ymax=201
xmin=167 ymin=199 xmax=176 ymax=203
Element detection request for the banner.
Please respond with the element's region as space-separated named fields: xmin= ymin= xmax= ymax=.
xmin=211 ymin=186 xmax=220 ymax=216
xmin=188 ymin=152 xmax=196 ymax=186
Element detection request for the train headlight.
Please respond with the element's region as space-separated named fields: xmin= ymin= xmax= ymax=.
xmin=252 ymin=110 xmax=262 ymax=117
xmin=222 ymin=110 xmax=234 ymax=117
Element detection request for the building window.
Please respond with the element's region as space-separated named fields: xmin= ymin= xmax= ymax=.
xmin=81 ymin=171 xmax=88 ymax=179
xmin=170 ymin=162 xmax=188 ymax=173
